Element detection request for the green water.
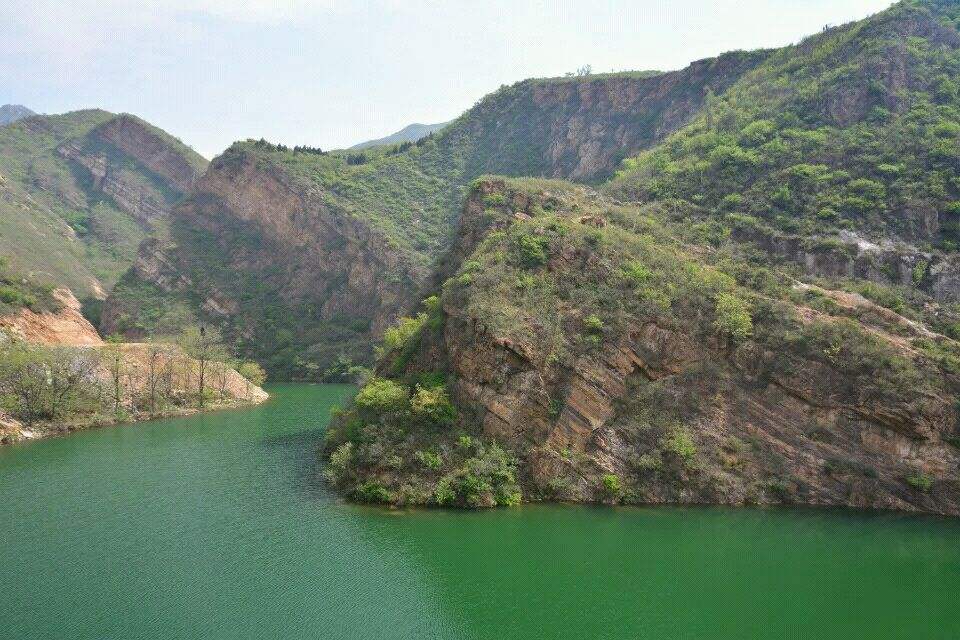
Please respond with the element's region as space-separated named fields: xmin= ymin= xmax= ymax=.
xmin=1 ymin=383 xmax=958 ymax=639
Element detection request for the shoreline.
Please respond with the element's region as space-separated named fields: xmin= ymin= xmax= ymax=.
xmin=0 ymin=394 xmax=269 ymax=446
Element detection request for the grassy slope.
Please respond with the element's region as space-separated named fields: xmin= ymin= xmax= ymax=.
xmin=608 ymin=0 xmax=960 ymax=245
xmin=0 ymin=110 xmax=205 ymax=298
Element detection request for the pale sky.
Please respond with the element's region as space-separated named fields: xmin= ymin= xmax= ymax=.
xmin=1 ymin=0 xmax=894 ymax=158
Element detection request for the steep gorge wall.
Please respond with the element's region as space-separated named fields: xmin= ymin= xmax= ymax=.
xmin=103 ymin=52 xmax=770 ymax=372
xmin=461 ymin=51 xmax=769 ymax=182
xmin=334 ymin=179 xmax=960 ymax=515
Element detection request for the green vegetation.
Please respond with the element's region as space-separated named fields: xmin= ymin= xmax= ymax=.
xmin=0 ymin=110 xmax=205 ymax=298
xmin=323 ymin=371 xmax=520 ymax=507
xmin=0 ymin=322 xmax=261 ymax=433
xmin=905 ymin=472 xmax=934 ymax=492
xmin=601 ymin=474 xmax=623 ymax=500
xmin=0 ymin=259 xmax=62 ymax=315
xmin=610 ymin=1 xmax=960 ymax=250
xmin=0 ymin=340 xmax=101 ymax=426
xmin=330 ymin=164 xmax=959 ymax=507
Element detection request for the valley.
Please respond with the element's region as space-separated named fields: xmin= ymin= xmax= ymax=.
xmin=3 ymin=0 xmax=960 ymax=518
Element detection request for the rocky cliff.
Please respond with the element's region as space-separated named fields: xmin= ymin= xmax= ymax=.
xmin=103 ymin=51 xmax=769 ymax=377
xmin=0 ymin=110 xmax=206 ymax=298
xmin=325 ymin=178 xmax=960 ymax=515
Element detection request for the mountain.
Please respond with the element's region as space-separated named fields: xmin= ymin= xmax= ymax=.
xmin=319 ymin=0 xmax=960 ymax=514
xmin=349 ymin=122 xmax=450 ymax=150
xmin=102 ymin=52 xmax=768 ymax=377
xmin=0 ymin=104 xmax=34 ymax=126
xmin=0 ymin=110 xmax=207 ymax=302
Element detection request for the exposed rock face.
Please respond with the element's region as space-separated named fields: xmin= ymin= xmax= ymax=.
xmin=0 ymin=288 xmax=103 ymax=346
xmin=102 ymin=150 xmax=427 ymax=366
xmin=733 ymin=225 xmax=960 ymax=303
xmin=463 ymin=52 xmax=769 ymax=182
xmin=56 ymin=115 xmax=205 ymax=228
xmin=94 ymin=115 xmax=202 ymax=193
xmin=336 ymin=179 xmax=960 ymax=515
xmin=181 ymin=153 xmax=424 ymax=334
xmin=434 ymin=310 xmax=958 ymax=514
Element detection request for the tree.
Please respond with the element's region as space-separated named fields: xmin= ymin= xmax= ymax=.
xmin=0 ymin=340 xmax=98 ymax=425
xmin=179 ymin=325 xmax=229 ymax=407
xmin=210 ymin=358 xmax=240 ymax=402
xmin=237 ymin=361 xmax=267 ymax=401
xmin=47 ymin=347 xmax=99 ymax=419
xmin=100 ymin=337 xmax=126 ymax=416
xmin=143 ymin=340 xmax=174 ymax=413
xmin=704 ymin=87 xmax=716 ymax=131
xmin=0 ymin=341 xmax=53 ymax=425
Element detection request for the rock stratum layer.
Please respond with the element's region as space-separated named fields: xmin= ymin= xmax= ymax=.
xmin=103 ymin=51 xmax=768 ymax=377
xmin=0 ymin=110 xmax=206 ymax=298
xmin=325 ymin=178 xmax=960 ymax=515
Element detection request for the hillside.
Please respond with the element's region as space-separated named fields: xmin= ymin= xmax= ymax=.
xmin=103 ymin=51 xmax=769 ymax=378
xmin=0 ymin=110 xmax=207 ymax=302
xmin=0 ymin=104 xmax=34 ymax=126
xmin=349 ymin=121 xmax=449 ymax=150
xmin=325 ymin=177 xmax=960 ymax=514
xmin=608 ymin=0 xmax=960 ymax=300
xmin=322 ymin=0 xmax=960 ymax=514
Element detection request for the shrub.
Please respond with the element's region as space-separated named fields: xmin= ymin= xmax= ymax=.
xmin=353 ymin=378 xmax=408 ymax=414
xmin=354 ymin=481 xmax=392 ymax=504
xmin=905 ymin=473 xmax=933 ymax=492
xmin=512 ymin=232 xmax=550 ymax=267
xmin=410 ymin=384 xmax=456 ymax=428
xmin=622 ymin=260 xmax=653 ymax=286
xmin=436 ymin=443 xmax=521 ymax=507
xmin=325 ymin=442 xmax=354 ymax=483
xmin=662 ymin=427 xmax=697 ymax=466
xmin=415 ymin=449 xmax=443 ymax=471
xmin=583 ymin=314 xmax=604 ymax=333
xmin=382 ymin=314 xmax=427 ymax=353
xmin=601 ymin=474 xmax=622 ymax=500
xmin=714 ymin=293 xmax=753 ymax=342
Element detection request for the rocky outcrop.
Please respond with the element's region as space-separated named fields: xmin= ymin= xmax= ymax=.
xmin=56 ymin=115 xmax=205 ymax=228
xmin=732 ymin=225 xmax=960 ymax=302
xmin=93 ymin=115 xmax=203 ymax=193
xmin=0 ymin=288 xmax=102 ymax=346
xmin=462 ymin=51 xmax=769 ymax=182
xmin=333 ymin=178 xmax=960 ymax=515
xmin=102 ymin=149 xmax=428 ymax=376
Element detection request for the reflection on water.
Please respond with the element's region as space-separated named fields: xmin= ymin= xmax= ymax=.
xmin=0 ymin=383 xmax=958 ymax=640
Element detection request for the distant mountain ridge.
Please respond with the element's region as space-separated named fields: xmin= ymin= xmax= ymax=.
xmin=349 ymin=122 xmax=449 ymax=149
xmin=0 ymin=104 xmax=35 ymax=126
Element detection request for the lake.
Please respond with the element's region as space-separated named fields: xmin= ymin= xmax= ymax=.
xmin=1 ymin=383 xmax=958 ymax=639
